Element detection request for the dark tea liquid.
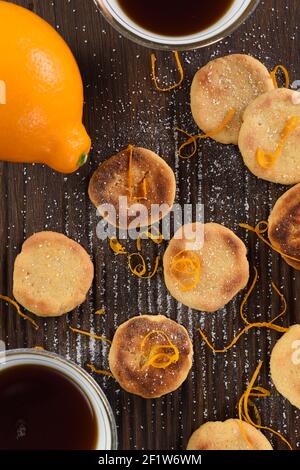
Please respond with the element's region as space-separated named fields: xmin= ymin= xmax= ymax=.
xmin=117 ymin=0 xmax=235 ymax=36
xmin=0 ymin=364 xmax=98 ymax=450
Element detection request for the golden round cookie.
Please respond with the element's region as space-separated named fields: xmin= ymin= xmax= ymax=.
xmin=163 ymin=223 xmax=249 ymax=312
xmin=108 ymin=315 xmax=193 ymax=398
xmin=268 ymin=183 xmax=300 ymax=270
xmin=187 ymin=419 xmax=272 ymax=450
xmin=270 ymin=324 xmax=300 ymax=409
xmin=88 ymin=146 xmax=176 ymax=229
xmin=239 ymin=88 xmax=300 ymax=184
xmin=191 ymin=54 xmax=274 ymax=145
xmin=13 ymin=232 xmax=94 ymax=317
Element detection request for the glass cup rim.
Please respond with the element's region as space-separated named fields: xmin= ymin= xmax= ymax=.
xmin=94 ymin=0 xmax=260 ymax=51
xmin=0 ymin=348 xmax=118 ymax=450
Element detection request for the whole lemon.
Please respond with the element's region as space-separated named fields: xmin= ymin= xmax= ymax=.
xmin=0 ymin=1 xmax=91 ymax=173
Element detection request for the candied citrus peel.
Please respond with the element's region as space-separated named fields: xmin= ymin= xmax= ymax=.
xmin=239 ymin=220 xmax=300 ymax=264
xmin=151 ymin=51 xmax=184 ymax=92
xmin=176 ymin=108 xmax=236 ymax=159
xmin=69 ymin=326 xmax=112 ymax=345
xmin=170 ymin=249 xmax=201 ymax=292
xmin=256 ymin=116 xmax=300 ymax=169
xmin=0 ymin=294 xmax=39 ymax=330
xmin=140 ymin=330 xmax=179 ymax=370
xmin=197 ymin=267 xmax=288 ymax=353
xmin=270 ymin=64 xmax=290 ymax=89
xmin=238 ymin=361 xmax=292 ymax=450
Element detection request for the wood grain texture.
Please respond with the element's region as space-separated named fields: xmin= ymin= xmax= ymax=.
xmin=0 ymin=0 xmax=300 ymax=450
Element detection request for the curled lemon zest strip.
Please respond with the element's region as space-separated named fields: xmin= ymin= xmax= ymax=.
xmin=95 ymin=308 xmax=105 ymax=315
xmin=86 ymin=363 xmax=114 ymax=377
xmin=248 ymin=399 xmax=262 ymax=427
xmin=256 ymin=116 xmax=300 ymax=169
xmin=69 ymin=326 xmax=112 ymax=345
xmin=239 ymin=220 xmax=300 ymax=263
xmin=0 ymin=294 xmax=39 ymax=330
xmin=140 ymin=330 xmax=179 ymax=370
xmin=128 ymin=252 xmax=146 ymax=276
xmin=270 ymin=64 xmax=290 ymax=89
xmin=137 ymin=227 xmax=164 ymax=251
xmin=128 ymin=253 xmax=160 ymax=279
xmin=198 ymin=265 xmax=288 ymax=353
xmin=176 ymin=108 xmax=236 ymax=159
xmin=170 ymin=250 xmax=201 ymax=292
xmin=109 ymin=235 xmax=160 ymax=280
xmin=109 ymin=237 xmax=127 ymax=255
xmin=270 ymin=281 xmax=287 ymax=324
xmin=238 ymin=361 xmax=292 ymax=450
xmin=140 ymin=329 xmax=173 ymax=351
xmin=240 ymin=267 xmax=259 ymax=325
xmin=151 ymin=51 xmax=184 ymax=92
xmin=175 ymin=128 xmax=198 ymax=159
xmin=240 ymin=267 xmax=287 ymax=326
xmin=197 ymin=322 xmax=288 ymax=354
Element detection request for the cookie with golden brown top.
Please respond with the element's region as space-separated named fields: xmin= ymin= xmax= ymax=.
xmin=270 ymin=324 xmax=300 ymax=409
xmin=191 ymin=54 xmax=274 ymax=145
xmin=163 ymin=223 xmax=249 ymax=312
xmin=88 ymin=146 xmax=176 ymax=229
xmin=268 ymin=183 xmax=300 ymax=269
xmin=108 ymin=315 xmax=193 ymax=398
xmin=239 ymin=88 xmax=300 ymax=184
xmin=13 ymin=231 xmax=94 ymax=317
xmin=187 ymin=419 xmax=272 ymax=450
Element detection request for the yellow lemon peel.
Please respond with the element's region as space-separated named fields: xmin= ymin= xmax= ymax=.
xmin=86 ymin=363 xmax=113 ymax=377
xmin=170 ymin=250 xmax=201 ymax=292
xmin=270 ymin=64 xmax=290 ymax=89
xmin=238 ymin=361 xmax=292 ymax=450
xmin=0 ymin=294 xmax=39 ymax=330
xmin=151 ymin=51 xmax=184 ymax=92
xmin=256 ymin=116 xmax=300 ymax=169
xmin=197 ymin=267 xmax=288 ymax=353
xmin=140 ymin=330 xmax=179 ymax=370
xmin=176 ymin=108 xmax=236 ymax=159
xmin=239 ymin=220 xmax=300 ymax=264
xmin=69 ymin=326 xmax=112 ymax=345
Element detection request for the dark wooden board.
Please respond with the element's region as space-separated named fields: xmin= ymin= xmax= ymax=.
xmin=0 ymin=0 xmax=299 ymax=450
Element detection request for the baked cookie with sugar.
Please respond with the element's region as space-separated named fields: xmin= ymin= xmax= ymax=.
xmin=163 ymin=223 xmax=249 ymax=312
xmin=191 ymin=54 xmax=274 ymax=145
xmin=268 ymin=183 xmax=300 ymax=269
xmin=270 ymin=324 xmax=300 ymax=409
xmin=13 ymin=231 xmax=94 ymax=317
xmin=187 ymin=419 xmax=272 ymax=450
xmin=109 ymin=315 xmax=193 ymax=398
xmin=239 ymin=88 xmax=300 ymax=184
xmin=89 ymin=146 xmax=176 ymax=229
